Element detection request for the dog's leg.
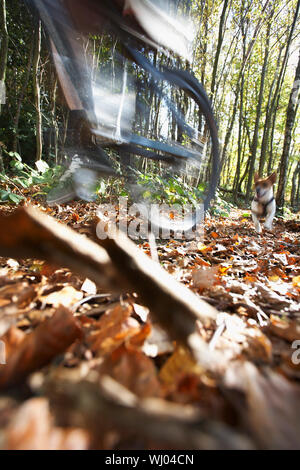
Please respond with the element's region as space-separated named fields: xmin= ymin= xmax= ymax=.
xmin=252 ymin=212 xmax=261 ymax=233
xmin=264 ymin=213 xmax=274 ymax=230
xmin=264 ymin=203 xmax=275 ymax=231
xmin=264 ymin=216 xmax=272 ymax=230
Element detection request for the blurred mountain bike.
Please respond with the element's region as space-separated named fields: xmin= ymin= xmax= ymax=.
xmin=26 ymin=0 xmax=220 ymax=232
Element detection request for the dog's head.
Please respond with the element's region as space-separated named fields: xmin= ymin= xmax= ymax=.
xmin=254 ymin=172 xmax=276 ymax=198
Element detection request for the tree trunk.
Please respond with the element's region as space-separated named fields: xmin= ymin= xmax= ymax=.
xmin=276 ymin=50 xmax=300 ymax=207
xmin=51 ymin=75 xmax=59 ymax=164
xmin=290 ymin=161 xmax=299 ymax=208
xmin=233 ymin=22 xmax=246 ymax=200
xmin=0 ymin=0 xmax=8 ymax=172
xmin=210 ymin=0 xmax=229 ymax=101
xmin=0 ymin=0 xmax=8 ymax=116
xmin=12 ymin=37 xmax=34 ymax=153
xmin=245 ymin=17 xmax=271 ymax=200
xmin=296 ymin=168 xmax=300 ymax=207
xmin=258 ymin=46 xmax=283 ymax=175
xmin=33 ymin=20 xmax=42 ymax=162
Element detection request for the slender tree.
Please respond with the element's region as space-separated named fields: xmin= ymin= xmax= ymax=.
xmin=276 ymin=50 xmax=300 ymax=207
xmin=0 ymin=0 xmax=8 ymax=114
xmin=33 ymin=20 xmax=42 ymax=161
xmin=0 ymin=0 xmax=8 ymax=171
xmin=245 ymin=12 xmax=273 ymax=200
xmin=12 ymin=36 xmax=34 ymax=152
xmin=210 ymin=0 xmax=230 ymax=101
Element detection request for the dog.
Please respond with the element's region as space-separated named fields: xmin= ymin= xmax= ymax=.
xmin=251 ymin=172 xmax=276 ymax=233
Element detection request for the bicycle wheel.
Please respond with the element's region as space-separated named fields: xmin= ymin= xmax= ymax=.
xmin=94 ymin=42 xmax=220 ymax=236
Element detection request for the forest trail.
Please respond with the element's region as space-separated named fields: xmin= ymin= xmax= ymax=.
xmin=0 ymin=202 xmax=299 ymax=449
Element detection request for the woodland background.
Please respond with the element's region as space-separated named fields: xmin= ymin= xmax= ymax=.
xmin=0 ymin=0 xmax=299 ymax=209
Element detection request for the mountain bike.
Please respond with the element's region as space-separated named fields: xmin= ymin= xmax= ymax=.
xmin=27 ymin=0 xmax=220 ymax=233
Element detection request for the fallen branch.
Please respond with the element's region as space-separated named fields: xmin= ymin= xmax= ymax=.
xmin=0 ymin=206 xmax=217 ymax=355
xmin=46 ymin=374 xmax=254 ymax=450
xmin=101 ymin=229 xmax=217 ymax=345
xmin=0 ymin=206 xmax=119 ymax=292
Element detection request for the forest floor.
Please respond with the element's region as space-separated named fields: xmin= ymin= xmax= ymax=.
xmin=0 ymin=200 xmax=299 ymax=450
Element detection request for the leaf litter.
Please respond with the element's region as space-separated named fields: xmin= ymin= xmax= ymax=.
xmin=0 ymin=202 xmax=299 ymax=449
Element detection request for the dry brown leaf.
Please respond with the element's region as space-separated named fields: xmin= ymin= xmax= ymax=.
xmin=0 ymin=306 xmax=82 ymax=389
xmin=81 ymin=278 xmax=97 ymax=295
xmin=159 ymin=345 xmax=202 ymax=389
xmin=40 ymin=286 xmax=83 ymax=308
xmin=270 ymin=317 xmax=300 ymax=342
xmin=142 ymin=323 xmax=174 ymax=357
xmin=0 ymin=282 xmax=36 ymax=308
xmin=40 ymin=263 xmax=58 ymax=277
xmin=0 ymin=326 xmax=25 ymax=357
xmin=88 ymin=303 xmax=140 ymax=355
xmin=1 ymin=398 xmax=89 ymax=450
xmin=192 ymin=266 xmax=218 ymax=289
xmin=210 ymin=232 xmax=219 ymax=239
xmin=100 ymin=345 xmax=162 ymax=398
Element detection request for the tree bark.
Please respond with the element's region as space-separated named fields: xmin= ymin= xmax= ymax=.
xmin=245 ymin=16 xmax=272 ymax=200
xmin=0 ymin=0 xmax=8 ymax=115
xmin=33 ymin=20 xmax=42 ymax=161
xmin=12 ymin=37 xmax=34 ymax=152
xmin=276 ymin=49 xmax=300 ymax=207
xmin=258 ymin=46 xmax=283 ymax=176
xmin=288 ymin=160 xmax=299 ymax=209
xmin=233 ymin=22 xmax=246 ymax=201
xmin=0 ymin=0 xmax=8 ymax=172
xmin=210 ymin=0 xmax=229 ymax=101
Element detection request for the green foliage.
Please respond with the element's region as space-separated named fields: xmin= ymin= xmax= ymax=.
xmin=94 ymin=167 xmax=206 ymax=207
xmin=130 ymin=168 xmax=205 ymax=206
xmin=0 ymin=151 xmax=64 ymax=204
xmin=210 ymin=190 xmax=233 ymax=217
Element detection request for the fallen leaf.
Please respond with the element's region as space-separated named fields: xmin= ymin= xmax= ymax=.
xmin=81 ymin=278 xmax=97 ymax=295
xmin=293 ymin=276 xmax=300 ymax=288
xmin=159 ymin=345 xmax=202 ymax=389
xmin=40 ymin=286 xmax=83 ymax=308
xmin=0 ymin=306 xmax=82 ymax=389
xmin=88 ymin=304 xmax=140 ymax=356
xmin=2 ymin=398 xmax=89 ymax=450
xmin=270 ymin=317 xmax=300 ymax=342
xmin=100 ymin=346 xmax=162 ymax=398
xmin=192 ymin=266 xmax=218 ymax=289
xmin=133 ymin=303 xmax=149 ymax=322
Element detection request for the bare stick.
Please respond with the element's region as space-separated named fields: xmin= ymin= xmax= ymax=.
xmin=46 ymin=374 xmax=253 ymax=450
xmin=0 ymin=206 xmax=217 ymax=353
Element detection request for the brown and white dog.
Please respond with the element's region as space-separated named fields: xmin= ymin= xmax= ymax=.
xmin=251 ymin=172 xmax=276 ymax=233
